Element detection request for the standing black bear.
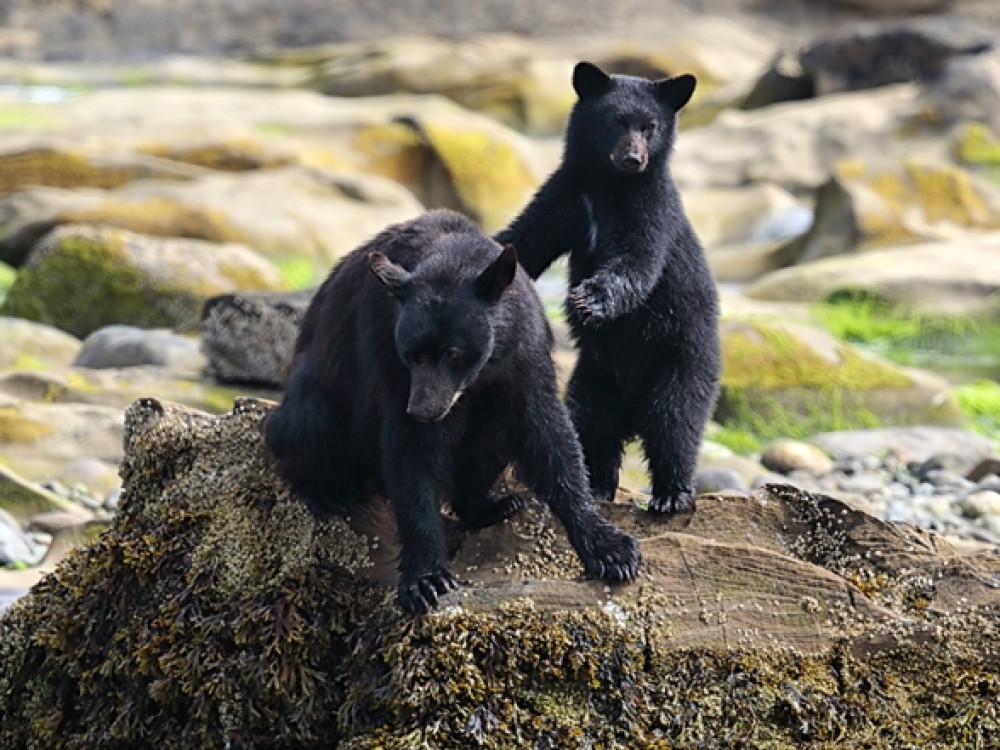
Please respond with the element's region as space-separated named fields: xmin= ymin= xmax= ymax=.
xmin=497 ymin=61 xmax=721 ymax=515
xmin=264 ymin=209 xmax=640 ymax=614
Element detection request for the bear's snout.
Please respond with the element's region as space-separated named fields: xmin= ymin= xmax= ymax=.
xmin=406 ymin=371 xmax=463 ymax=423
xmin=611 ymin=133 xmax=649 ymax=173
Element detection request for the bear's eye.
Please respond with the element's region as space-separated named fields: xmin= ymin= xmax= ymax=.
xmin=642 ymin=121 xmax=657 ymax=135
xmin=613 ymin=114 xmax=628 ymax=129
xmin=443 ymin=347 xmax=462 ymax=362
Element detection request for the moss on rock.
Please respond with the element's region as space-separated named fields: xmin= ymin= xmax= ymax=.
xmin=1 ymin=398 xmax=998 ymax=748
xmin=0 ymin=224 xmax=285 ymax=338
xmin=353 ymin=115 xmax=539 ymax=233
xmin=716 ymin=319 xmax=962 ymax=441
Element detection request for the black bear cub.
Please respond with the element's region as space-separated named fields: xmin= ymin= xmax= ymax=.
xmin=497 ymin=62 xmax=722 ymax=515
xmin=264 ymin=209 xmax=640 ymax=614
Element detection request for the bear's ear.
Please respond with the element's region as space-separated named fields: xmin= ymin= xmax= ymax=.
xmin=573 ymin=61 xmax=612 ymax=99
xmin=475 ymin=244 xmax=518 ymax=303
xmin=369 ymin=251 xmax=412 ymax=298
xmin=655 ymin=73 xmax=697 ymax=111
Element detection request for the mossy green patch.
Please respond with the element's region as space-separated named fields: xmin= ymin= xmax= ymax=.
xmin=271 ymin=254 xmax=321 ymax=290
xmin=955 ymin=122 xmax=1000 ymax=168
xmin=0 ymin=104 xmax=56 ymax=130
xmin=420 ymin=120 xmax=538 ymax=232
xmin=954 ymin=379 xmax=1000 ymax=438
xmin=716 ymin=320 xmax=958 ymax=442
xmin=0 ymin=260 xmax=13 ymax=305
xmin=0 ymin=233 xmax=203 ymax=337
xmin=812 ymin=290 xmax=1000 ymax=378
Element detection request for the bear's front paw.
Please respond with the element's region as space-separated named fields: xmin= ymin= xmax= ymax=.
xmin=577 ymin=521 xmax=641 ymax=584
xmin=397 ymin=569 xmax=459 ymax=614
xmin=648 ymin=490 xmax=696 ymax=516
xmin=569 ymin=280 xmax=614 ymax=325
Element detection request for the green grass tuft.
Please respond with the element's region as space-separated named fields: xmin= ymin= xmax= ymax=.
xmin=954 ymin=380 xmax=1000 ymax=438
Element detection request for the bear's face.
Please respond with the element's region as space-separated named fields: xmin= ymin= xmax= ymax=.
xmin=568 ymin=61 xmax=696 ymax=175
xmin=369 ymin=242 xmax=517 ymax=423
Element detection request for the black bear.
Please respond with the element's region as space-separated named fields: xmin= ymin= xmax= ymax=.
xmin=264 ymin=209 xmax=640 ymax=613
xmin=496 ymin=61 xmax=721 ymax=515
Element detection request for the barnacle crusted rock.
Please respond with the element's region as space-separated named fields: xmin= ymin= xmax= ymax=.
xmin=1 ymin=398 xmax=998 ymax=748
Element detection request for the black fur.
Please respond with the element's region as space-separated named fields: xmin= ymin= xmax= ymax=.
xmin=264 ymin=209 xmax=640 ymax=613
xmin=496 ymin=62 xmax=721 ymax=515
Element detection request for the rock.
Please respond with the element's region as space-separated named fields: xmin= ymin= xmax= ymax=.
xmin=0 ymin=166 xmax=424 ymax=267
xmin=73 ymin=325 xmax=205 ymax=372
xmin=0 ymin=144 xmax=205 ymax=197
xmin=0 ymin=401 xmax=124 ymax=483
xmin=809 ymin=425 xmax=994 ymax=464
xmin=828 ymin=0 xmax=956 ymax=12
xmin=706 ymin=239 xmax=801 ymax=283
xmin=716 ymin=318 xmax=962 ymax=440
xmin=744 ymin=233 xmax=1000 ymax=314
xmin=693 ymin=466 xmax=748 ymax=494
xmin=1 ymin=398 xmax=998 ymax=746
xmin=684 ymin=183 xmax=808 ymax=249
xmin=1 ymin=224 xmax=286 ymax=338
xmin=53 ymin=458 xmax=122 ymax=501
xmin=761 ymin=438 xmax=834 ymax=475
xmin=927 ymin=50 xmax=1000 ymax=135
xmin=785 ymin=162 xmax=1000 ymax=264
xmin=0 ymin=463 xmax=81 ymax=524
xmin=799 ymin=18 xmax=993 ymax=96
xmin=355 ymin=111 xmax=540 ymax=232
xmin=960 ymin=490 xmax=1000 ymax=519
xmin=966 ymin=456 xmax=1000 ymax=482
xmin=0 ymin=508 xmax=36 ymax=566
xmin=200 ymin=290 xmax=313 ymax=387
xmin=0 ymin=316 xmax=81 ymax=372
xmin=740 ymin=50 xmax=815 ymax=110
xmin=672 ymin=85 xmax=923 ymax=192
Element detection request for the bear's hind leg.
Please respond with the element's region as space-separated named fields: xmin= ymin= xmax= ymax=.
xmin=450 ymin=429 xmax=526 ymax=530
xmin=263 ymin=368 xmax=356 ymax=514
xmin=566 ymin=355 xmax=631 ymax=501
xmin=638 ymin=363 xmax=717 ymax=515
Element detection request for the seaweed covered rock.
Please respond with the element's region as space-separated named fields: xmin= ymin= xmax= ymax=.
xmin=1 ymin=398 xmax=998 ymax=748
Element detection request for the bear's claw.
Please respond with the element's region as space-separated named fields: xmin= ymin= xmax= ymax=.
xmin=647 ymin=490 xmax=696 ymax=516
xmin=397 ymin=570 xmax=459 ymax=614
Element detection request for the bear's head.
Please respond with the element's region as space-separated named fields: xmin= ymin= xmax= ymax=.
xmin=567 ymin=60 xmax=696 ymax=175
xmin=369 ymin=240 xmax=517 ymax=423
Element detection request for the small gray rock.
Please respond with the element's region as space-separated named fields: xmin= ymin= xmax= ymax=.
xmin=74 ymin=325 xmax=205 ymax=372
xmin=694 ymin=467 xmax=748 ymax=495
xmin=0 ymin=508 xmax=35 ymax=566
xmin=960 ymin=490 xmax=1000 ymax=519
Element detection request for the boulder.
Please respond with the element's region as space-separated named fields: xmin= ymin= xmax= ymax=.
xmin=683 ymin=183 xmax=809 ymax=249
xmin=0 ymin=397 xmax=997 ymax=747
xmin=787 ymin=161 xmax=1000 ymax=263
xmin=926 ymin=50 xmax=1000 ymax=135
xmin=672 ymin=85 xmax=923 ymax=192
xmin=0 ymin=463 xmax=82 ymax=524
xmin=0 ymin=167 xmax=424 ymax=268
xmin=1 ymin=224 xmax=286 ymax=338
xmin=200 ymin=290 xmax=313 ymax=387
xmin=716 ymin=318 xmax=963 ymax=440
xmin=0 ymin=144 xmax=204 ymax=197
xmin=73 ymin=325 xmax=205 ymax=372
xmin=743 ymin=233 xmax=1000 ymax=313
xmin=0 ymin=317 xmax=81 ymax=372
xmin=744 ymin=17 xmax=994 ymax=108
xmin=0 ymin=400 xmax=125 ymax=483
